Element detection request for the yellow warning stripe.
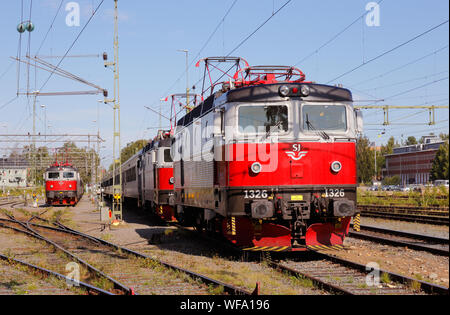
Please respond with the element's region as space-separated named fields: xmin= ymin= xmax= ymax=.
xmin=307 ymin=244 xmax=345 ymax=251
xmin=242 ymin=246 xmax=290 ymax=252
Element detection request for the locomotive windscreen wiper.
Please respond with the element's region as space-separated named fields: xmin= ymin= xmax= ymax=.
xmin=305 ymin=114 xmax=330 ymax=140
xmin=261 ymin=120 xmax=282 ymax=141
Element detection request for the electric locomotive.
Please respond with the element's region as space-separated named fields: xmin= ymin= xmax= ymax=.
xmin=171 ymin=64 xmax=363 ymax=251
xmin=44 ymin=162 xmax=84 ymax=206
xmin=102 ymin=130 xmax=175 ymax=221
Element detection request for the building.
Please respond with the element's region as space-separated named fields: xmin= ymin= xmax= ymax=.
xmin=382 ymin=136 xmax=445 ymax=185
xmin=0 ymin=157 xmax=29 ymax=188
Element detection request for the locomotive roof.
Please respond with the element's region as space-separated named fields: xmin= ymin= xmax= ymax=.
xmin=176 ymin=82 xmax=352 ymax=127
xmin=45 ymin=165 xmax=78 ymax=172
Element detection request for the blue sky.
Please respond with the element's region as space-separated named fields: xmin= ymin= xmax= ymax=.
xmin=0 ymin=0 xmax=448 ymax=166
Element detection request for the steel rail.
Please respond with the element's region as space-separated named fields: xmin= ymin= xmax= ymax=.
xmin=54 ymin=220 xmax=253 ymax=295
xmin=0 ymin=215 xmax=252 ymax=295
xmin=0 ymin=253 xmax=114 ymax=295
xmin=267 ymin=260 xmax=354 ymax=295
xmin=360 ymin=211 xmax=449 ymax=225
xmin=314 ymin=252 xmax=449 ymax=295
xmin=0 ymin=216 xmax=134 ymax=295
xmin=349 ymin=230 xmax=449 ymax=256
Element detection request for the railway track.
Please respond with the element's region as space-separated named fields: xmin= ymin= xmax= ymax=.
xmin=170 ymin=221 xmax=449 ymax=295
xmin=358 ymin=205 xmax=449 ymax=225
xmin=349 ymin=225 xmax=449 ymax=256
xmin=269 ymin=252 xmax=449 ymax=295
xmin=0 ymin=210 xmax=252 ymax=295
xmin=0 ymin=253 xmax=113 ymax=295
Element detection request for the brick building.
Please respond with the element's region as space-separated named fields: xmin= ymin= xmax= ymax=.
xmin=382 ymin=136 xmax=445 ymax=185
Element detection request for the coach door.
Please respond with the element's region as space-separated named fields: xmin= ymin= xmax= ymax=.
xmin=137 ymin=157 xmax=143 ymax=207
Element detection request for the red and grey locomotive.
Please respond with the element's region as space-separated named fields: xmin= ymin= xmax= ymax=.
xmin=102 ymin=58 xmax=363 ymax=252
xmin=170 ymin=63 xmax=363 ymax=251
xmin=44 ymin=162 xmax=84 ymax=206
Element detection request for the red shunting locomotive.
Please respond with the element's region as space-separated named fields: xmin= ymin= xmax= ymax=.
xmin=44 ymin=162 xmax=84 ymax=206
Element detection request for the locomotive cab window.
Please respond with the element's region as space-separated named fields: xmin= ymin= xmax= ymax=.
xmin=238 ymin=105 xmax=288 ymax=134
xmin=164 ymin=149 xmax=173 ymax=163
xmin=48 ymin=172 xmax=59 ymax=179
xmin=302 ymin=104 xmax=347 ymax=132
xmin=63 ymin=172 xmax=75 ymax=179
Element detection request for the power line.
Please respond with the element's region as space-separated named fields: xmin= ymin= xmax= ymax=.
xmin=226 ymin=0 xmax=292 ymax=57
xmin=350 ymin=45 xmax=449 ymax=87
xmin=326 ymin=19 xmax=449 ymax=84
xmin=189 ymin=0 xmax=293 ymax=94
xmin=35 ymin=0 xmax=65 ymax=56
xmin=358 ymin=70 xmax=448 ymax=92
xmin=38 ymin=0 xmax=105 ymax=92
xmin=383 ymin=76 xmax=448 ymax=101
xmin=160 ymin=0 xmax=239 ymax=99
xmin=294 ymin=0 xmax=385 ymax=67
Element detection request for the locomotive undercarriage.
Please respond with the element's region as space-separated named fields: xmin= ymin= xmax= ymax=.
xmin=173 ymin=185 xmax=357 ymax=250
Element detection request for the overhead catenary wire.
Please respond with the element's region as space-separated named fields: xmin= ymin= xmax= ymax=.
xmin=188 ymin=0 xmax=294 ymax=95
xmin=326 ymin=19 xmax=449 ymax=84
xmin=38 ymin=0 xmax=105 ymax=93
xmin=382 ymin=76 xmax=448 ymax=101
xmin=34 ymin=0 xmax=65 ymax=56
xmin=226 ymin=0 xmax=292 ymax=57
xmin=294 ymin=0 xmax=385 ymax=67
xmin=349 ymin=45 xmax=449 ymax=87
xmin=160 ymin=0 xmax=239 ymax=100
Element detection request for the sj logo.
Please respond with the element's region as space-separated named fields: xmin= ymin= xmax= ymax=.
xmin=285 ymin=144 xmax=308 ymax=161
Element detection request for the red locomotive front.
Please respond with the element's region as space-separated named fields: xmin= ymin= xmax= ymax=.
xmin=172 ymin=63 xmax=363 ymax=251
xmin=44 ymin=163 xmax=83 ymax=206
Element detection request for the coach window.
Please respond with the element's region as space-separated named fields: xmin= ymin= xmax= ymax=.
xmin=48 ymin=172 xmax=60 ymax=179
xmin=63 ymin=172 xmax=75 ymax=179
xmin=238 ymin=105 xmax=288 ymax=134
xmin=164 ymin=149 xmax=173 ymax=163
xmin=302 ymin=105 xmax=347 ymax=132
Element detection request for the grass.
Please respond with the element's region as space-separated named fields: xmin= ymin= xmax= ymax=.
xmin=380 ymin=272 xmax=391 ymax=284
xmin=357 ymin=187 xmax=449 ymax=208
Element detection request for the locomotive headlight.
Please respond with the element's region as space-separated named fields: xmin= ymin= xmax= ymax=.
xmin=300 ymin=85 xmax=310 ymax=96
xmin=69 ymin=184 xmax=72 ymax=188
xmin=50 ymin=185 xmax=53 ymax=188
xmin=278 ymin=85 xmax=290 ymax=97
xmin=251 ymin=162 xmax=262 ymax=174
xmin=169 ymin=177 xmax=175 ymax=184
xmin=331 ymin=161 xmax=342 ymax=173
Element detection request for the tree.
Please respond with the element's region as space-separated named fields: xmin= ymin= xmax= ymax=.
xmin=109 ymin=139 xmax=148 ymax=171
xmin=382 ymin=175 xmax=400 ymax=185
xmin=405 ymin=136 xmax=417 ymax=146
xmin=356 ymin=136 xmax=375 ymax=184
xmin=375 ymin=136 xmax=396 ymax=180
xmin=430 ymin=141 xmax=449 ymax=181
xmin=439 ymin=133 xmax=449 ymax=141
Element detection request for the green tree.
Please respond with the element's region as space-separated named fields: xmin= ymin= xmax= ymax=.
xmin=109 ymin=139 xmax=148 ymax=171
xmin=356 ymin=136 xmax=375 ymax=184
xmin=439 ymin=133 xmax=449 ymax=141
xmin=405 ymin=136 xmax=417 ymax=146
xmin=375 ymin=136 xmax=396 ymax=180
xmin=382 ymin=175 xmax=401 ymax=185
xmin=430 ymin=141 xmax=449 ymax=181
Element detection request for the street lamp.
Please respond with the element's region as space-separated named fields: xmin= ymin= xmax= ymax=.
xmin=177 ymin=49 xmax=189 ymax=107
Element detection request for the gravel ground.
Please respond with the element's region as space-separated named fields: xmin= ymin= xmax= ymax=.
xmin=69 ymin=197 xmax=325 ymax=295
xmin=333 ymin=237 xmax=449 ymax=287
xmin=360 ymin=217 xmax=449 ymax=239
xmin=0 ymin=260 xmax=73 ymax=295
